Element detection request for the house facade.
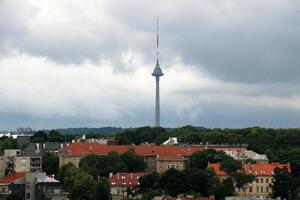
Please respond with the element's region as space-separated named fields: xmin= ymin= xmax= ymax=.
xmin=208 ymin=163 xmax=291 ymax=198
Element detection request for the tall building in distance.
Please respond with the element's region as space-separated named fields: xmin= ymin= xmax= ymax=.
xmin=152 ymin=18 xmax=164 ymax=127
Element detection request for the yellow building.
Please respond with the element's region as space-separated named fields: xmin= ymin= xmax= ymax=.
xmin=208 ymin=163 xmax=291 ymax=198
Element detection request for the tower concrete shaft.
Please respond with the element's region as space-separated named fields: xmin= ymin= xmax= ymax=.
xmin=155 ymin=76 xmax=160 ymax=127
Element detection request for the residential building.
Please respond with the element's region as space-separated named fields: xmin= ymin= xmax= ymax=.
xmin=208 ymin=163 xmax=291 ymax=198
xmin=35 ymin=176 xmax=68 ymax=200
xmin=0 ymin=172 xmax=25 ymax=197
xmin=23 ymin=143 xmax=67 ymax=156
xmin=17 ymin=135 xmax=32 ymax=149
xmin=109 ymin=172 xmax=145 ymax=200
xmin=14 ymin=156 xmax=42 ymax=173
xmin=4 ymin=149 xmax=22 ymax=175
xmin=156 ymin=155 xmax=187 ymax=173
xmin=58 ymin=142 xmax=247 ymax=173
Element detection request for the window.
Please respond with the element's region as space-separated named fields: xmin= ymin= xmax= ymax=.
xmin=255 ymin=179 xmax=259 ymax=183
xmin=26 ymin=193 xmax=30 ymax=198
xmin=261 ymin=187 xmax=263 ymax=192
xmin=266 ymin=187 xmax=269 ymax=192
xmin=249 ymin=187 xmax=253 ymax=193
xmin=2 ymin=188 xmax=5 ymax=192
xmin=256 ymin=187 xmax=259 ymax=192
xmin=260 ymin=178 xmax=263 ymax=183
xmin=266 ymin=178 xmax=269 ymax=183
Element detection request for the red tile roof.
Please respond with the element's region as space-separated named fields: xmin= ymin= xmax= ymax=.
xmin=208 ymin=163 xmax=291 ymax=176
xmin=208 ymin=163 xmax=226 ymax=176
xmin=243 ymin=163 xmax=291 ymax=176
xmin=63 ymin=142 xmax=246 ymax=160
xmin=0 ymin=172 xmax=25 ymax=184
xmin=109 ymin=172 xmax=146 ymax=187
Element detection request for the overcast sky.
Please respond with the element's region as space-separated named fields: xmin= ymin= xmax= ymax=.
xmin=1 ymin=0 xmax=300 ymax=130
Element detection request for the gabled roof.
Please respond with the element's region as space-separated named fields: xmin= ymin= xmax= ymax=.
xmin=208 ymin=163 xmax=291 ymax=176
xmin=243 ymin=163 xmax=291 ymax=176
xmin=0 ymin=172 xmax=25 ymax=184
xmin=62 ymin=142 xmax=246 ymax=160
xmin=109 ymin=172 xmax=146 ymax=187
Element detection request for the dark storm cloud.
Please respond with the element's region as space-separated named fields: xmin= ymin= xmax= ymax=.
xmin=1 ymin=0 xmax=300 ymax=130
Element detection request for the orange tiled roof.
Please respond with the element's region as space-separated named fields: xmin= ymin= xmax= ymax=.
xmin=243 ymin=163 xmax=291 ymax=176
xmin=109 ymin=172 xmax=146 ymax=187
xmin=63 ymin=142 xmax=246 ymax=159
xmin=0 ymin=172 xmax=25 ymax=184
xmin=208 ymin=163 xmax=226 ymax=176
xmin=64 ymin=142 xmax=204 ymax=158
xmin=208 ymin=163 xmax=291 ymax=176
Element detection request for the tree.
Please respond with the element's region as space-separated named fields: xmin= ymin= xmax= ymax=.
xmin=191 ymin=149 xmax=229 ymax=169
xmin=96 ymin=178 xmax=111 ymax=200
xmin=220 ymin=158 xmax=242 ymax=177
xmin=57 ymin=163 xmax=77 ymax=185
xmin=212 ymin=178 xmax=235 ymax=200
xmin=120 ymin=149 xmax=146 ymax=172
xmin=6 ymin=191 xmax=23 ymax=200
xmin=272 ymin=167 xmax=292 ymax=199
xmin=42 ymin=152 xmax=59 ymax=175
xmin=0 ymin=136 xmax=17 ymax=153
xmin=31 ymin=130 xmax=48 ymax=143
xmin=139 ymin=173 xmax=160 ymax=192
xmin=235 ymin=172 xmax=255 ymax=191
xmin=185 ymin=168 xmax=211 ymax=196
xmin=79 ymin=154 xmax=103 ymax=179
xmin=159 ymin=168 xmax=187 ymax=196
xmin=48 ymin=130 xmax=65 ymax=142
xmin=66 ymin=170 xmax=97 ymax=200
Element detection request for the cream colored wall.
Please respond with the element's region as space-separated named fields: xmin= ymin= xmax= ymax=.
xmin=156 ymin=159 xmax=186 ymax=173
xmin=236 ymin=176 xmax=272 ymax=197
xmin=15 ymin=157 xmax=30 ymax=172
xmin=59 ymin=155 xmax=83 ymax=168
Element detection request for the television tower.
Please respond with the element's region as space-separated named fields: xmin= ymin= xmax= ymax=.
xmin=152 ymin=17 xmax=164 ymax=127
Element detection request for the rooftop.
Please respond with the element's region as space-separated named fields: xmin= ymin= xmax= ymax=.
xmin=0 ymin=172 xmax=25 ymax=184
xmin=62 ymin=142 xmax=247 ymax=159
xmin=208 ymin=163 xmax=291 ymax=176
xmin=109 ymin=172 xmax=146 ymax=187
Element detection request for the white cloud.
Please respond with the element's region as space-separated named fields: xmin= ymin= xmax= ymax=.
xmin=1 ymin=0 xmax=300 ymax=129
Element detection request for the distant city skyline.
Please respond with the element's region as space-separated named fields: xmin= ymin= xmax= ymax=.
xmin=1 ymin=0 xmax=300 ymax=130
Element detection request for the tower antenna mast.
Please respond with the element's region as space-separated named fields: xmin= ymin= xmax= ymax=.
xmin=156 ymin=17 xmax=159 ymax=66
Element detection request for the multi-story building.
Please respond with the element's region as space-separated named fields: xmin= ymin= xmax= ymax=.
xmin=58 ymin=142 xmax=248 ymax=173
xmin=0 ymin=171 xmax=25 ymax=197
xmin=156 ymin=155 xmax=187 ymax=173
xmin=208 ymin=163 xmax=291 ymax=198
xmin=4 ymin=149 xmax=22 ymax=175
xmin=109 ymin=172 xmax=145 ymax=199
xmin=0 ymin=172 xmax=67 ymax=200
xmin=14 ymin=156 xmax=42 ymax=173
xmin=3 ymin=149 xmax=42 ymax=175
